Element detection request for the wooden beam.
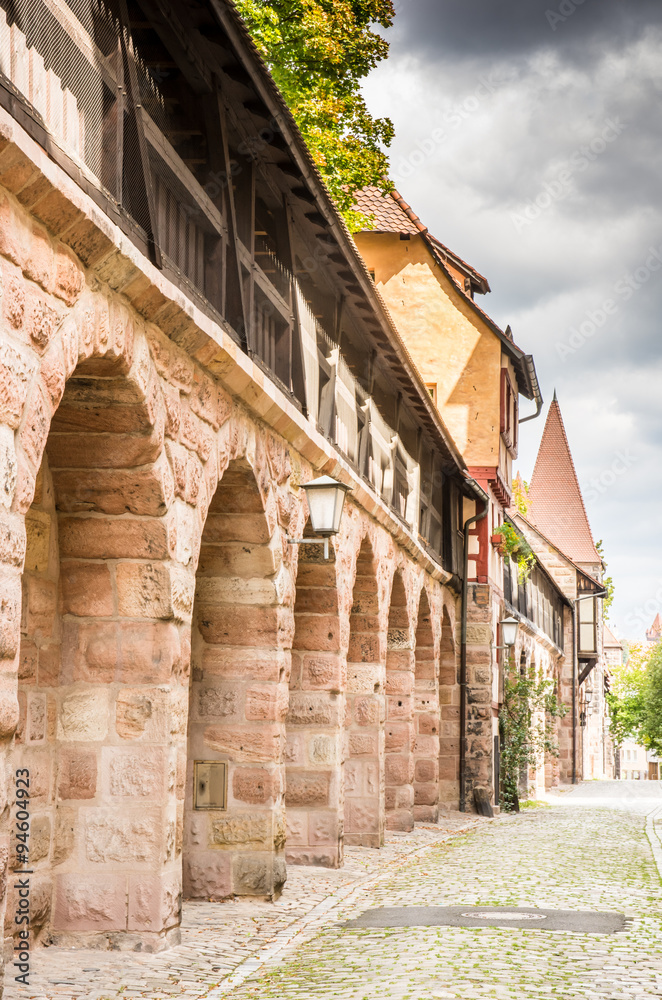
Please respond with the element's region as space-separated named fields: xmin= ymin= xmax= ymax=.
xmin=134 ymin=0 xmax=213 ymax=94
xmin=41 ymin=0 xmax=116 ymax=89
xmin=118 ymin=0 xmax=162 ymax=269
xmin=141 ymin=109 xmax=223 ymax=236
xmin=203 ymin=86 xmax=249 ymax=350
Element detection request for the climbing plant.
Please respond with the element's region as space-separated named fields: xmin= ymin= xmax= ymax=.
xmin=499 ymin=657 xmax=566 ymax=812
xmin=493 ymin=523 xmax=536 ymax=585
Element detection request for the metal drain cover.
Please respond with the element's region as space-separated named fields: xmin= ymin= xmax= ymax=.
xmin=343 ymin=906 xmax=626 ymax=933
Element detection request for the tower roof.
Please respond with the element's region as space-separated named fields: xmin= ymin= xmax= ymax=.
xmin=527 ymin=398 xmax=601 ymax=565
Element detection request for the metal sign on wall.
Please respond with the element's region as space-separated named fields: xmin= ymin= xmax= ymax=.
xmin=193 ymin=761 xmax=228 ymax=810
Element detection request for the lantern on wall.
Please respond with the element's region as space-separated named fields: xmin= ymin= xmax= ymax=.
xmin=288 ymin=475 xmax=351 ymax=559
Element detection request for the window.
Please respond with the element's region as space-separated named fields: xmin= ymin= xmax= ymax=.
xmin=578 ymin=597 xmax=597 ymax=654
xmin=425 ymin=383 xmax=438 ymax=404
xmin=500 ymin=369 xmax=518 ymax=455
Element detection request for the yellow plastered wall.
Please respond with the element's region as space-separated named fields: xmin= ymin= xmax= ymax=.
xmin=356 ymin=232 xmax=501 ymax=466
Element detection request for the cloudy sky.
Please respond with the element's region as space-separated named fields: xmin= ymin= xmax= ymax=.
xmin=363 ymin=0 xmax=662 ymax=640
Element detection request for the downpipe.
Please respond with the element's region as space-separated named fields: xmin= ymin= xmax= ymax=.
xmin=459 ymin=482 xmax=489 ymax=813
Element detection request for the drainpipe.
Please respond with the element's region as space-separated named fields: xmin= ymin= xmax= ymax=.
xmin=571 ymin=602 xmax=577 ymax=785
xmin=518 ymin=356 xmax=543 ymax=424
xmin=459 ymin=479 xmax=489 ymax=813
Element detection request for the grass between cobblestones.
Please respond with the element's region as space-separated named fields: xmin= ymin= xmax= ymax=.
xmin=229 ymin=796 xmax=662 ymax=999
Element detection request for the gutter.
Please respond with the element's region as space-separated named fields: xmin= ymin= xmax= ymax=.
xmin=459 ymin=477 xmax=490 ymax=813
xmin=519 ymin=356 xmax=543 ymax=423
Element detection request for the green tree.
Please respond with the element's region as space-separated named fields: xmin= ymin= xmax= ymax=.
xmin=233 ymin=0 xmax=395 ymax=230
xmin=641 ymin=641 xmax=662 ymax=756
xmin=499 ymin=658 xmax=565 ymax=812
xmin=606 ymin=642 xmax=647 ymax=747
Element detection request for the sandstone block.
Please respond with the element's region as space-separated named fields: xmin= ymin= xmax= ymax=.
xmin=308 ymin=734 xmax=336 ymax=765
xmin=53 ymin=873 xmax=126 ymax=931
xmin=27 ymin=693 xmax=46 ymax=741
xmin=59 ymin=561 xmax=113 ymax=617
xmin=285 ymin=771 xmax=330 ymax=806
xmin=245 ymin=683 xmax=288 ymax=722
xmin=85 ymin=810 xmax=160 ymax=863
xmin=348 ymin=733 xmax=378 ymax=757
xmin=183 ymin=853 xmax=231 ymax=901
xmin=232 ymin=767 xmax=275 ymax=805
xmin=204 ymin=724 xmax=281 ymax=762
xmin=385 ymin=755 xmax=412 ymax=787
xmin=211 ymin=815 xmax=270 ymax=849
xmin=286 ymin=692 xmax=340 ymax=727
xmin=58 ymin=689 xmax=108 ymax=742
xmin=109 ymin=748 xmax=165 ymax=798
xmin=385 ymin=723 xmax=411 ymax=753
xmin=58 ymin=749 xmax=97 ymax=799
xmin=58 ymin=515 xmax=169 ymax=560
xmin=128 ymin=873 xmax=181 ymax=932
xmin=196 ymin=684 xmax=239 ymax=720
xmin=0 ymin=340 xmax=35 ymax=429
xmin=28 ymin=814 xmax=51 ymax=862
xmin=231 ymin=854 xmax=274 ymax=896
xmin=414 ymin=783 xmax=438 ymax=806
xmin=301 ymin=653 xmax=341 ymax=690
xmin=116 ymin=690 xmax=154 ymax=740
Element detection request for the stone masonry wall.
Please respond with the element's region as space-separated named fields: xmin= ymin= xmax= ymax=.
xmin=0 ymin=132 xmax=464 ymax=959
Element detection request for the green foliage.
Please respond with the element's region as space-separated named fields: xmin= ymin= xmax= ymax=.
xmin=494 ymin=523 xmax=536 ymax=585
xmin=499 ymin=659 xmax=565 ymax=812
xmin=595 ymin=540 xmax=614 ymax=619
xmin=233 ymin=0 xmax=395 ymax=230
xmin=641 ymin=641 xmax=662 ymax=757
xmin=511 ymin=476 xmax=530 ymax=517
xmin=606 ymin=642 xmax=648 ymax=748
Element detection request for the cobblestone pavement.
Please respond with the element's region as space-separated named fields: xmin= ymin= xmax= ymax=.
xmin=4 ymin=814 xmax=483 ymax=999
xmin=226 ymin=782 xmax=662 ymax=1000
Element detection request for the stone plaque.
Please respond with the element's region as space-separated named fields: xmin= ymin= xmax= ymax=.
xmin=193 ymin=761 xmax=227 ymax=810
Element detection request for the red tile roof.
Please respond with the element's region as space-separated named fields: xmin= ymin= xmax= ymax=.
xmin=646 ymin=613 xmax=662 ymax=641
xmin=527 ymin=397 xmax=601 ymax=565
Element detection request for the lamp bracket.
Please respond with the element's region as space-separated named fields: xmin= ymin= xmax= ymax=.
xmin=287 ymin=537 xmax=331 ymax=560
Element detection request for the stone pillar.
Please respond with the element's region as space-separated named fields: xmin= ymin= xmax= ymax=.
xmin=344 ymin=539 xmax=384 ymax=848
xmin=412 ymin=589 xmax=439 ymax=822
xmin=184 ymin=459 xmax=289 ymax=901
xmin=438 ymin=607 xmax=460 ymax=808
xmin=286 ymin=541 xmax=344 ymax=868
xmin=385 ymin=573 xmax=414 ymax=833
xmin=463 ymin=584 xmax=495 ymax=810
xmin=11 ymin=327 xmax=189 ymax=950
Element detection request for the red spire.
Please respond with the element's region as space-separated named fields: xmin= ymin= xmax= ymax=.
xmin=527 ymin=397 xmax=601 ymax=564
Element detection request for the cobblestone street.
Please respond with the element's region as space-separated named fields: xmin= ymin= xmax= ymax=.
xmin=6 ymin=783 xmax=662 ymax=999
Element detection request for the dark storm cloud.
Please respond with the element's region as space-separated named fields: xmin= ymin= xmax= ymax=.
xmin=392 ymin=0 xmax=662 ymax=64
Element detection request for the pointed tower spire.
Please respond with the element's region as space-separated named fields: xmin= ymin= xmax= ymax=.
xmin=552 ymin=387 xmax=557 ymax=402
xmin=527 ymin=398 xmax=600 ymax=564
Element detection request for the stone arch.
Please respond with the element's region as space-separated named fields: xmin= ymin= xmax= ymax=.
xmin=412 ymin=586 xmax=439 ymax=822
xmin=385 ymin=570 xmax=414 ymax=832
xmin=344 ymin=534 xmax=383 ymax=848
xmin=184 ymin=456 xmax=290 ymax=902
xmin=12 ymin=303 xmax=191 ymax=949
xmin=286 ymin=522 xmax=344 ymax=869
xmin=438 ymin=605 xmax=459 ymax=808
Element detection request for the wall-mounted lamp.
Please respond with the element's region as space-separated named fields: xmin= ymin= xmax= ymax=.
xmin=495 ymin=616 xmax=520 ymax=650
xmin=584 ymin=680 xmax=594 ymax=708
xmin=288 ymin=475 xmax=351 ymax=560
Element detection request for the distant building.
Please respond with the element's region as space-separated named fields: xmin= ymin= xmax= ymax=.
xmin=646 ymin=613 xmax=662 ymax=643
xmin=514 ymin=395 xmax=614 ymax=783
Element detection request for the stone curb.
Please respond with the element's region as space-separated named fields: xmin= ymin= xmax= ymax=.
xmin=201 ymin=820 xmax=487 ymax=998
xmin=645 ymin=803 xmax=662 ymax=881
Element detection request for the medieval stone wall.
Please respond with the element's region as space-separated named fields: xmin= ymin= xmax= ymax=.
xmin=0 ymin=131 xmax=462 ymax=952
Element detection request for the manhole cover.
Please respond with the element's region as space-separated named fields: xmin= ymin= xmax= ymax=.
xmin=464 ymin=911 xmax=546 ymax=921
xmin=343 ymin=906 xmax=626 ymax=933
